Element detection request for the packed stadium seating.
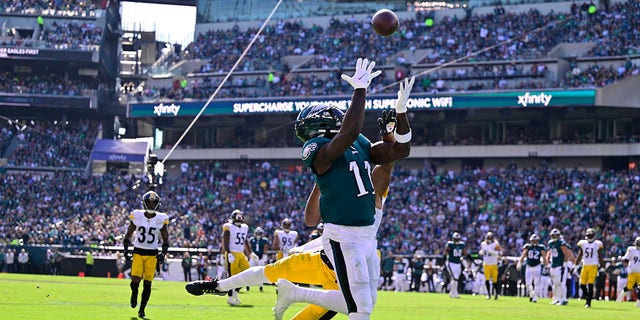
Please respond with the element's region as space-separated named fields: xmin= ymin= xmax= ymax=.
xmin=4 ymin=120 xmax=99 ymax=167
xmin=0 ymin=159 xmax=636 ymax=262
xmin=133 ymin=1 xmax=640 ymax=101
xmin=0 ymin=0 xmax=101 ymax=17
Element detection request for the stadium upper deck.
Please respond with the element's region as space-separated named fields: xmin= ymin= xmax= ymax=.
xmin=114 ymin=0 xmax=640 ymax=171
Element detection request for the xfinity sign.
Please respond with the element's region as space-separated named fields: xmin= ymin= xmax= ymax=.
xmin=153 ymin=103 xmax=181 ymax=116
xmin=517 ymin=92 xmax=553 ymax=107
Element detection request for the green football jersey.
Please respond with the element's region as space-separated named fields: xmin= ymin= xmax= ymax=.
xmin=524 ymin=243 xmax=546 ymax=267
xmin=301 ymin=134 xmax=375 ymax=226
xmin=249 ymin=236 xmax=269 ymax=259
xmin=547 ymin=239 xmax=567 ymax=268
xmin=446 ymin=241 xmax=466 ymax=264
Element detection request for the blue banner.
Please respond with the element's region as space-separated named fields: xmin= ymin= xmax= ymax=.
xmin=127 ymin=89 xmax=596 ymax=118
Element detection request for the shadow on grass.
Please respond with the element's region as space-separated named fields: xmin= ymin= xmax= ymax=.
xmin=229 ymin=304 xmax=255 ymax=308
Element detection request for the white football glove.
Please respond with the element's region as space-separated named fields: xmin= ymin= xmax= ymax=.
xmin=250 ymin=252 xmax=260 ymax=262
xmin=341 ymin=58 xmax=382 ymax=90
xmin=226 ymin=252 xmax=235 ymax=264
xmin=565 ymin=261 xmax=574 ymax=270
xmin=395 ymin=76 xmax=415 ymax=114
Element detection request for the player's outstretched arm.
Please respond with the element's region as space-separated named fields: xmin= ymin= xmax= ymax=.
xmin=370 ymin=77 xmax=414 ymax=164
xmin=313 ymin=58 xmax=380 ymax=175
xmin=371 ymin=111 xmax=396 ymax=206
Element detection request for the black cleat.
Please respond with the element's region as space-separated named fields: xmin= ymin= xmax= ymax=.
xmin=130 ymin=293 xmax=137 ymax=308
xmin=138 ymin=309 xmax=145 ymax=318
xmin=260 ymin=285 xmax=263 ymax=292
xmin=185 ymin=278 xmax=227 ymax=296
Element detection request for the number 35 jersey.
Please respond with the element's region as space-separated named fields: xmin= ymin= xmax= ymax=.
xmin=130 ymin=209 xmax=169 ymax=251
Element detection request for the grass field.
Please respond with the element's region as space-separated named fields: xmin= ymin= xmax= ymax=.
xmin=0 ymin=273 xmax=636 ymax=319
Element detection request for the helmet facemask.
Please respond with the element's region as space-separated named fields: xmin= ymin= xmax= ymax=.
xmin=142 ymin=191 xmax=160 ymax=214
xmin=295 ymin=104 xmax=344 ymax=142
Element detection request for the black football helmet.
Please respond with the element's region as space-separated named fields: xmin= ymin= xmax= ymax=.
xmin=282 ymin=218 xmax=292 ymax=231
xmin=230 ymin=209 xmax=244 ymax=226
xmin=295 ymin=104 xmax=344 ymax=142
xmin=142 ymin=191 xmax=160 ymax=213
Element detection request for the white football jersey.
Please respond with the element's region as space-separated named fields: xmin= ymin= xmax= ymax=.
xmin=623 ymin=246 xmax=640 ymax=273
xmin=275 ymin=229 xmax=298 ymax=253
xmin=130 ymin=209 xmax=169 ymax=251
xmin=480 ymin=241 xmax=500 ymax=265
xmin=577 ymin=239 xmax=603 ymax=266
xmin=223 ymin=222 xmax=249 ymax=253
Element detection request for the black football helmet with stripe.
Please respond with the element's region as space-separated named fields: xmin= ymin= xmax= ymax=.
xmin=295 ymin=104 xmax=344 ymax=143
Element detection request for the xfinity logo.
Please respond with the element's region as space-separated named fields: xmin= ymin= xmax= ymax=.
xmin=517 ymin=92 xmax=552 ymax=107
xmin=153 ymin=103 xmax=181 ymax=116
xmin=108 ymin=154 xmax=128 ymax=161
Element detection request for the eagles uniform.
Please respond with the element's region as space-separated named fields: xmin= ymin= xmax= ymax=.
xmin=249 ymin=231 xmax=269 ymax=266
xmin=130 ymin=209 xmax=169 ymax=281
xmin=519 ymin=237 xmax=546 ymax=303
xmin=445 ymin=237 xmax=466 ymax=298
xmin=302 ymin=133 xmax=379 ymax=316
xmin=538 ymin=266 xmax=551 ymax=300
xmin=548 ymin=236 xmax=570 ymax=305
xmin=615 ymin=260 xmax=630 ymax=302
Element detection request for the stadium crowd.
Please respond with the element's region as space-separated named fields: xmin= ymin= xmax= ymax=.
xmin=0 ymin=160 xmax=638 ymax=263
xmin=4 ymin=119 xmax=99 ymax=168
xmin=0 ymin=72 xmax=94 ymax=96
xmin=131 ymin=1 xmax=639 ymax=101
xmin=0 ymin=0 xmax=101 ymax=16
xmin=40 ymin=21 xmax=103 ymax=49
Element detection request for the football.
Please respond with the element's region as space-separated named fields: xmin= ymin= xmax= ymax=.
xmin=372 ymin=9 xmax=399 ymax=36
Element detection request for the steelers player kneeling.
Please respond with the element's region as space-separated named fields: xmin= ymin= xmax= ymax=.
xmin=123 ymin=191 xmax=170 ymax=318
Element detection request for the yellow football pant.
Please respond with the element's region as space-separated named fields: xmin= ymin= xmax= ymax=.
xmin=131 ymin=254 xmax=156 ymax=282
xmin=627 ymin=272 xmax=640 ymax=290
xmin=580 ymin=265 xmax=598 ymax=285
xmin=227 ymin=252 xmax=250 ymax=276
xmin=264 ymin=251 xmax=337 ymax=320
xmin=484 ymin=264 xmax=498 ymax=283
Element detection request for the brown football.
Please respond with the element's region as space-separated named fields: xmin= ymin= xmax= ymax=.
xmin=372 ymin=9 xmax=399 ymax=37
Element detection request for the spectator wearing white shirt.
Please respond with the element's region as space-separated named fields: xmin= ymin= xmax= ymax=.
xmin=17 ymin=248 xmax=29 ymax=273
